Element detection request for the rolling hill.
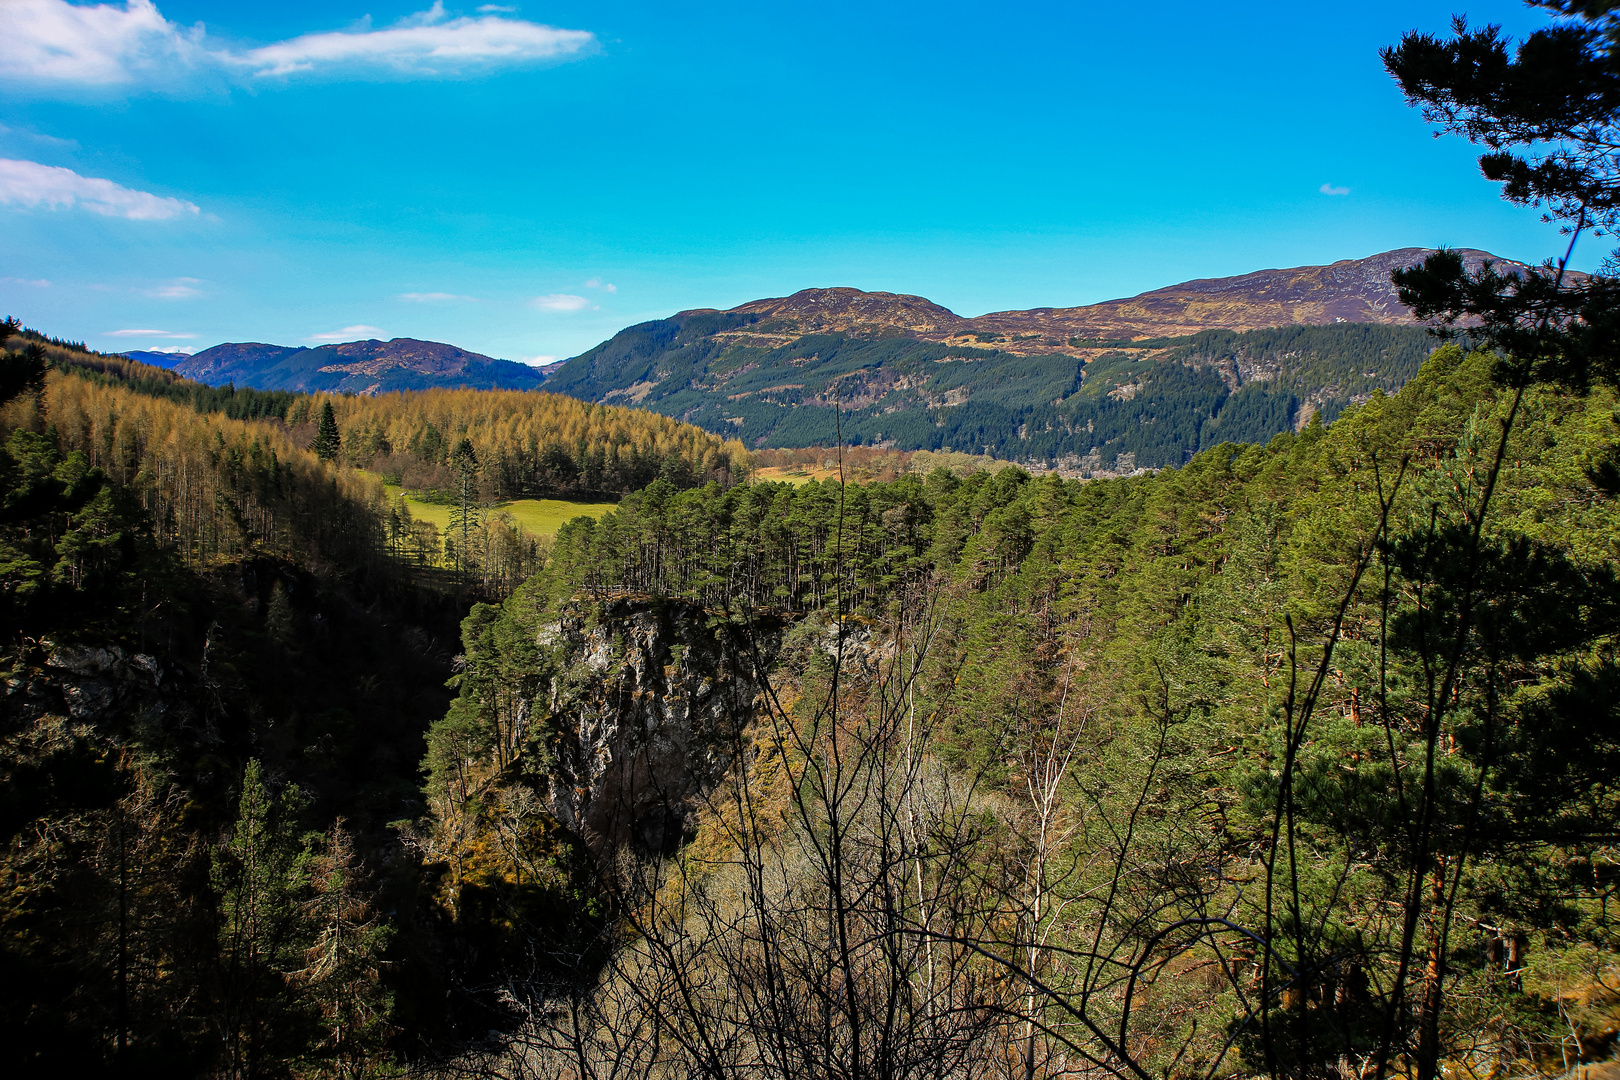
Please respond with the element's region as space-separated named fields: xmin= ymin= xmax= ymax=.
xmin=158 ymin=248 xmax=1540 ymax=470
xmin=967 ymin=247 xmax=1513 ymax=341
xmin=170 ymin=336 xmax=547 ymax=394
xmin=540 ymin=248 xmax=1530 ymax=470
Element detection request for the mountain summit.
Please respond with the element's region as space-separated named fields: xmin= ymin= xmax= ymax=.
xmin=541 ymin=247 xmax=1540 ymax=468
xmin=717 ymin=287 xmax=973 ymax=337
xmin=680 ymin=248 xmax=1534 ymax=349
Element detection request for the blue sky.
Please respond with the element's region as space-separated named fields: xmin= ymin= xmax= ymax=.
xmin=0 ymin=0 xmax=1586 ymax=363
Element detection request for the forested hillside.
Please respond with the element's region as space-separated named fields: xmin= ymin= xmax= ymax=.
xmin=9 ymin=0 xmax=1620 ymax=1075
xmin=547 ymin=313 xmax=1436 ymax=468
xmin=39 ymin=329 xmax=751 ymax=501
xmin=0 ymin=322 xmax=463 ymax=1077
xmin=422 ymin=341 xmax=1620 ymax=1078
xmin=9 ymin=309 xmax=1620 ymax=1077
xmin=0 ymin=319 xmax=760 ymax=1076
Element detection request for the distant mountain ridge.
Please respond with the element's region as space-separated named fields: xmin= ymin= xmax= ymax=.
xmin=540 ymin=247 xmax=1544 ymax=469
xmin=151 ymin=248 xmax=1542 ymax=468
xmin=967 ymin=247 xmax=1507 ymax=341
xmin=669 ymin=248 xmax=1537 ymax=350
xmin=116 ymin=350 xmax=189 ymax=369
xmin=168 ymin=337 xmax=545 ymax=395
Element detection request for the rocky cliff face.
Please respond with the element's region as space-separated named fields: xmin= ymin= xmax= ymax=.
xmin=7 ymin=641 xmax=193 ymax=731
xmin=537 ymin=598 xmax=779 ymax=855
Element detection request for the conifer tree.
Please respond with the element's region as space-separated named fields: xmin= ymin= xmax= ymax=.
xmin=447 ymin=437 xmax=481 ymax=576
xmin=211 ymin=760 xmax=314 ymax=1079
xmin=1383 ymin=2 xmax=1620 ymax=388
xmin=265 ymin=581 xmax=296 ymax=647
xmin=298 ymin=822 xmax=393 ymax=1077
xmin=312 ymin=401 xmax=342 ymax=462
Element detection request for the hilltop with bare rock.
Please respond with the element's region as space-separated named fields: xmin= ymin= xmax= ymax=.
xmin=540 ymin=248 xmax=1520 ymax=469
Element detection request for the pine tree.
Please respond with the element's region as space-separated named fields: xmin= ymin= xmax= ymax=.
xmin=312 ymin=401 xmax=341 ymax=463
xmin=1382 ymin=3 xmax=1620 ymax=389
xmin=265 ymin=581 xmax=296 ymax=647
xmin=211 ymin=760 xmax=314 ymax=1080
xmin=447 ymin=437 xmax=482 ymax=576
xmin=297 ymin=822 xmax=393 ymax=1078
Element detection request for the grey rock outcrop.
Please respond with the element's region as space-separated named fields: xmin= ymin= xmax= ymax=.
xmin=539 ymin=598 xmax=777 ymax=855
xmin=4 ymin=641 xmax=178 ymax=726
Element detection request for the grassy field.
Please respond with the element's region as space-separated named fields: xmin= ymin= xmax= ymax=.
xmin=753 ymin=466 xmax=822 ymax=486
xmin=753 ymin=451 xmax=1017 ymax=487
xmin=494 ymin=496 xmax=620 ymax=535
xmin=373 ymin=477 xmax=618 ymax=537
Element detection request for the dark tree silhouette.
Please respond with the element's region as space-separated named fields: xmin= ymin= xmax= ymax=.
xmin=1383 ymin=2 xmax=1620 ymax=389
xmin=312 ymin=401 xmax=342 ymax=462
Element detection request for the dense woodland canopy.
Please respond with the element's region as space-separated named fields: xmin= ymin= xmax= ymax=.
xmin=298 ymin=385 xmax=749 ymax=499
xmin=0 ymin=323 xmax=753 ymax=1077
xmin=6 ymin=324 xmax=1620 ymax=1079
xmin=546 ymin=310 xmax=1436 ymax=469
xmin=39 ymin=336 xmax=752 ymax=502
xmin=414 ymin=340 xmax=1620 ymax=1080
xmin=6 ymin=5 xmax=1620 ymax=1077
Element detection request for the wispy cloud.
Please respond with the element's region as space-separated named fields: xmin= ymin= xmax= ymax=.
xmin=583 ymin=277 xmax=617 ymax=293
xmin=529 ymin=293 xmax=590 ymax=312
xmin=399 ymin=291 xmax=478 ymax=303
xmin=1 ymin=276 xmax=51 ymax=287
xmin=144 ymin=276 xmax=202 ymax=298
xmin=0 ymin=122 xmax=76 ymax=148
xmin=106 ymin=327 xmax=196 ymax=338
xmin=1319 ymin=183 xmax=1351 ymax=196
xmin=238 ymin=7 xmax=594 ymax=78
xmin=0 ymin=1 xmax=596 ymax=89
xmin=307 ymin=324 xmax=384 ymax=342
xmin=0 ymin=157 xmax=199 ymax=219
xmin=478 ymin=5 xmax=519 ymax=12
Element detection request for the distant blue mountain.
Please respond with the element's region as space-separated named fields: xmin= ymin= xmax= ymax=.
xmin=116 ymin=350 xmax=190 ymax=369
xmin=172 ymin=337 xmax=547 ymax=394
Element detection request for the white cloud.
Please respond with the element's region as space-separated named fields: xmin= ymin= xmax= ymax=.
xmin=1319 ymin=183 xmax=1351 ymax=196
xmin=0 ymin=1 xmax=595 ymax=87
xmin=399 ymin=2 xmax=451 ymax=28
xmin=478 ymin=5 xmax=519 ymax=13
xmin=529 ymin=293 xmax=590 ymax=312
xmin=0 ymin=0 xmax=205 ymax=87
xmin=106 ymin=327 xmax=196 ymax=338
xmin=307 ymin=324 xmax=384 ymax=342
xmin=144 ymin=344 xmax=193 ymax=354
xmin=1 ymin=276 xmax=51 ymax=287
xmin=519 ymin=354 xmax=557 ymax=366
xmin=0 ymin=157 xmax=199 ymax=219
xmin=240 ymin=12 xmax=593 ymax=78
xmin=583 ymin=277 xmax=617 ymax=293
xmin=144 ymin=276 xmax=202 ymax=298
xmin=399 ymin=291 xmax=478 ymax=302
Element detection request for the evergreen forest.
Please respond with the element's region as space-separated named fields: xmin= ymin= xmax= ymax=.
xmin=546 ymin=313 xmax=1437 ymax=469
xmin=9 ymin=315 xmax=1620 ymax=1077
xmin=5 ymin=4 xmax=1620 ymax=1078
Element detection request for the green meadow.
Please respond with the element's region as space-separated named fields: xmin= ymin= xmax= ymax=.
xmin=375 ymin=477 xmax=618 ymax=537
